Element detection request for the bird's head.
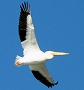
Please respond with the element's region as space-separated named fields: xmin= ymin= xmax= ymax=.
xmin=45 ymin=51 xmax=69 ymax=60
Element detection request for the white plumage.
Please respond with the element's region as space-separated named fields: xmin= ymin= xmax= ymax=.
xmin=15 ymin=2 xmax=69 ymax=88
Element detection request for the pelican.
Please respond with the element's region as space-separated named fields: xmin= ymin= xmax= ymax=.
xmin=15 ymin=2 xmax=69 ymax=88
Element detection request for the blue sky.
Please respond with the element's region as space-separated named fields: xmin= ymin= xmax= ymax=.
xmin=0 ymin=0 xmax=84 ymax=90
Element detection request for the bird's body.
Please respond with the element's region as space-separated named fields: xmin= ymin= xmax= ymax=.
xmin=17 ymin=50 xmax=46 ymax=65
xmin=15 ymin=2 xmax=69 ymax=88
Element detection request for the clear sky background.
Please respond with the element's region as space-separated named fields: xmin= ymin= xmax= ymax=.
xmin=0 ymin=0 xmax=84 ymax=90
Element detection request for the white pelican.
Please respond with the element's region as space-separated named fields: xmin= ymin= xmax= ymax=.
xmin=15 ymin=2 xmax=69 ymax=88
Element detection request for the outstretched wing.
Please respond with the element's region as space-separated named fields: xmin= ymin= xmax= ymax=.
xmin=19 ymin=2 xmax=40 ymax=54
xmin=29 ymin=63 xmax=58 ymax=88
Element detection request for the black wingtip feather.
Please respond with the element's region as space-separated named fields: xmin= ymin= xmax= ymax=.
xmin=31 ymin=71 xmax=58 ymax=88
xmin=20 ymin=1 xmax=30 ymax=15
xmin=19 ymin=1 xmax=31 ymax=42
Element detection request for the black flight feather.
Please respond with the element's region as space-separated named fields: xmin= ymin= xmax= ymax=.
xmin=19 ymin=2 xmax=30 ymax=42
xmin=32 ymin=71 xmax=58 ymax=88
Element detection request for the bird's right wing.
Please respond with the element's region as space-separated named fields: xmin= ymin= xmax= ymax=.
xmin=19 ymin=2 xmax=40 ymax=55
xmin=29 ymin=63 xmax=58 ymax=88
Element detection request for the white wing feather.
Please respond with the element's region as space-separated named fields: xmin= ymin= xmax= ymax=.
xmin=29 ymin=63 xmax=55 ymax=84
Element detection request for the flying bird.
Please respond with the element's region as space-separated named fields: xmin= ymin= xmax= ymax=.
xmin=15 ymin=2 xmax=69 ymax=88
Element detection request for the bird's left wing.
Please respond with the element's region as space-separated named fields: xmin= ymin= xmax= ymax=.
xmin=29 ymin=63 xmax=58 ymax=88
xmin=19 ymin=2 xmax=40 ymax=54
